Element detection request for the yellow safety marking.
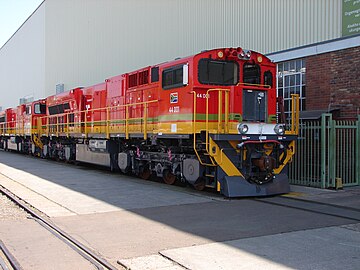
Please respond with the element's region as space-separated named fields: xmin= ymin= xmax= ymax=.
xmin=281 ymin=192 xmax=305 ymax=198
xmin=273 ymin=140 xmax=295 ymax=174
xmin=32 ymin=134 xmax=44 ymax=149
xmin=209 ymin=137 xmax=244 ymax=177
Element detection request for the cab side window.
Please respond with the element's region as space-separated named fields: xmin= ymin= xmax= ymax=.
xmin=162 ymin=64 xmax=188 ymax=90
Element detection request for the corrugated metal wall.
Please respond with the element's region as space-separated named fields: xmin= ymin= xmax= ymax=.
xmin=44 ymin=0 xmax=342 ymax=96
xmin=0 ymin=4 xmax=45 ymax=109
xmin=0 ymin=0 xmax=342 ymax=107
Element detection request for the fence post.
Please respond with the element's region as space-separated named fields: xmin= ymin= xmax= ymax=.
xmin=321 ymin=114 xmax=327 ymax=189
xmin=329 ymin=115 xmax=336 ymax=188
xmin=356 ymin=115 xmax=360 ymax=185
xmin=321 ymin=114 xmax=333 ymax=189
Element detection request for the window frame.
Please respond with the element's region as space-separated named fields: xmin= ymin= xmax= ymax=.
xmin=151 ymin=67 xmax=159 ymax=83
xmin=34 ymin=103 xmax=46 ymax=114
xmin=264 ymin=70 xmax=273 ymax=88
xmin=162 ymin=64 xmax=188 ymax=90
xmin=243 ymin=63 xmax=261 ymax=84
xmin=198 ymin=58 xmax=239 ymax=86
xmin=277 ymin=59 xmax=306 ymax=121
xmin=26 ymin=106 xmax=32 ymax=115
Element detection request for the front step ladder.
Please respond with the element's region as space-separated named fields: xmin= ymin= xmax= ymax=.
xmin=191 ymin=89 xmax=232 ymax=189
xmin=32 ymin=134 xmax=43 ymax=150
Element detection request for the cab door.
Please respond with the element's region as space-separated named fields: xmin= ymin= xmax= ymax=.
xmin=242 ymin=90 xmax=267 ymax=122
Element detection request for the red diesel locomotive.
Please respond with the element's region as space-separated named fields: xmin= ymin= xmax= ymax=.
xmin=0 ymin=48 xmax=299 ymax=197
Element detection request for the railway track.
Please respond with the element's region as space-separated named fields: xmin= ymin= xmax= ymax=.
xmin=0 ymin=240 xmax=22 ymax=270
xmin=255 ymin=195 xmax=360 ymax=222
xmin=0 ymin=185 xmax=119 ymax=270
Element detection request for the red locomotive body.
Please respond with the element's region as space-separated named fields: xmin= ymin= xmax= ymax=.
xmin=30 ymin=99 xmax=47 ymax=133
xmin=0 ymin=48 xmax=299 ymax=197
xmin=45 ymin=87 xmax=84 ymax=135
xmin=2 ymin=108 xmax=19 ymax=151
xmin=16 ymin=104 xmax=26 ymax=136
xmin=5 ymin=108 xmax=17 ymax=133
xmin=83 ymin=83 xmax=107 ymax=135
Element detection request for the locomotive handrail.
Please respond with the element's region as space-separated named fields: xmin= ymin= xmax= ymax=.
xmin=190 ymin=91 xmax=216 ymax=167
xmin=4 ymin=98 xmax=153 ymax=140
xmin=205 ymin=88 xmax=230 ymax=151
xmin=106 ymin=108 xmax=110 ymax=139
xmin=189 ymin=88 xmax=230 ymax=167
xmin=287 ymin=94 xmax=300 ymax=135
xmin=205 ymin=88 xmax=230 ymax=168
xmin=38 ymin=99 xmax=158 ymax=139
xmin=236 ymin=82 xmax=272 ymax=88
xmin=105 ymin=99 xmax=158 ymax=139
xmin=1 ymin=120 xmax=17 ymax=136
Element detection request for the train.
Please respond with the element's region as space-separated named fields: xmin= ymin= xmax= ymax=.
xmin=0 ymin=47 xmax=299 ymax=197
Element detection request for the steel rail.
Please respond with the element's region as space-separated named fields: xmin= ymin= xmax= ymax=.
xmin=279 ymin=195 xmax=360 ymax=212
xmin=0 ymin=257 xmax=8 ymax=270
xmin=254 ymin=196 xmax=360 ymax=222
xmin=0 ymin=240 xmax=23 ymax=270
xmin=0 ymin=186 xmax=118 ymax=270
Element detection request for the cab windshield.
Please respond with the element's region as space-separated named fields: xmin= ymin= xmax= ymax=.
xmin=198 ymin=59 xmax=239 ymax=86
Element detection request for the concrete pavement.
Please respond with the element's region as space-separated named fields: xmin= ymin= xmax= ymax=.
xmin=158 ymin=225 xmax=360 ymax=270
xmin=288 ymin=184 xmax=360 ymax=210
xmin=0 ymin=151 xmax=359 ymax=270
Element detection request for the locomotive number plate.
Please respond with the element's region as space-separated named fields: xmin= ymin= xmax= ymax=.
xmin=196 ymin=93 xmax=210 ymax=99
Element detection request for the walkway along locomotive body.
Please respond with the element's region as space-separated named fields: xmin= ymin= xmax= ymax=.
xmin=0 ymin=48 xmax=299 ymax=197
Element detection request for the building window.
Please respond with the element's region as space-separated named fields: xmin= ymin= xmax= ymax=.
xmin=277 ymin=59 xmax=306 ymax=120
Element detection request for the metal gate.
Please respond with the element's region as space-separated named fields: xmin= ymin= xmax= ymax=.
xmin=289 ymin=114 xmax=360 ymax=188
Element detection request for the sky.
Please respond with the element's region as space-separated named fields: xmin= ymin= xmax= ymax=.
xmin=0 ymin=0 xmax=43 ymax=48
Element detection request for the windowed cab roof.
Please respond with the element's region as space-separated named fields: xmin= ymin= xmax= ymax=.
xmin=105 ymin=47 xmax=274 ymax=92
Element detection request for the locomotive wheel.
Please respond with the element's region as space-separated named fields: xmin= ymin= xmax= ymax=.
xmin=139 ymin=166 xmax=151 ymax=180
xmin=193 ymin=178 xmax=206 ymax=191
xmin=163 ymin=170 xmax=176 ymax=185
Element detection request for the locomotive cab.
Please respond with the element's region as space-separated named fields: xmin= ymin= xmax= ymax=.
xmin=187 ymin=48 xmax=298 ymax=197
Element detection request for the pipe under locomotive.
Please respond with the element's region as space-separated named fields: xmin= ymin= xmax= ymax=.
xmin=0 ymin=47 xmax=299 ymax=197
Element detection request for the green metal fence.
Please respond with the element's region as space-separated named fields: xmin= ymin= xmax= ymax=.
xmin=289 ymin=114 xmax=360 ymax=188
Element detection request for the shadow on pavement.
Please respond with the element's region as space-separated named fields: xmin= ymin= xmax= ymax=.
xmin=0 ymin=151 xmax=358 ymax=268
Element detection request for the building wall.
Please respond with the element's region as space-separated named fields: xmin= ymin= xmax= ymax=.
xmin=0 ymin=0 xmax=346 ymax=108
xmin=44 ymin=0 xmax=342 ymax=98
xmin=306 ymin=46 xmax=360 ymax=119
xmin=0 ymin=3 xmax=45 ymax=109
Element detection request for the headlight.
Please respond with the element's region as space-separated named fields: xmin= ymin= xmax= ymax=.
xmin=274 ymin=124 xmax=285 ymax=135
xmin=238 ymin=50 xmax=251 ymax=60
xmin=238 ymin=123 xmax=249 ymax=134
xmin=238 ymin=52 xmax=245 ymax=58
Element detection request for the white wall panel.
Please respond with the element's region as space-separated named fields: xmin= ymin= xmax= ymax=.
xmin=0 ymin=4 xmax=45 ymax=109
xmin=44 ymin=0 xmax=342 ymax=96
